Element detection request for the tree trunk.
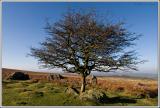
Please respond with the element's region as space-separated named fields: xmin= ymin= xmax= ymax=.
xmin=80 ymin=76 xmax=86 ymax=93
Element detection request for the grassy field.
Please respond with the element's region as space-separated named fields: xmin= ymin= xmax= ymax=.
xmin=2 ymin=71 xmax=158 ymax=106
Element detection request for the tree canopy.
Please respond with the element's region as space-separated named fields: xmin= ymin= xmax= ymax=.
xmin=30 ymin=10 xmax=144 ymax=92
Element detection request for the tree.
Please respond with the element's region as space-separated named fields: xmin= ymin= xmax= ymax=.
xmin=30 ymin=10 xmax=143 ymax=93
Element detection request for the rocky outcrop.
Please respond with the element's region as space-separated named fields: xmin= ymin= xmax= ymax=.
xmin=9 ymin=72 xmax=30 ymax=80
xmin=64 ymin=87 xmax=79 ymax=96
xmin=80 ymin=89 xmax=108 ymax=103
xmin=47 ymin=73 xmax=63 ymax=81
xmin=90 ymin=75 xmax=97 ymax=85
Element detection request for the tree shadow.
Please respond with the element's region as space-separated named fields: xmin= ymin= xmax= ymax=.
xmin=100 ymin=96 xmax=137 ymax=104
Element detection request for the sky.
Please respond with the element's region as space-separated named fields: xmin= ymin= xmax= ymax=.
xmin=2 ymin=2 xmax=158 ymax=74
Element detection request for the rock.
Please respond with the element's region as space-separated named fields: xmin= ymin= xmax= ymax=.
xmin=136 ymin=93 xmax=146 ymax=99
xmin=137 ymin=83 xmax=145 ymax=86
xmin=116 ymin=87 xmax=124 ymax=92
xmin=33 ymin=91 xmax=44 ymax=97
xmin=9 ymin=72 xmax=30 ymax=80
xmin=31 ymin=79 xmax=39 ymax=83
xmin=146 ymin=89 xmax=158 ymax=98
xmin=47 ymin=73 xmax=63 ymax=81
xmin=65 ymin=87 xmax=79 ymax=96
xmin=90 ymin=75 xmax=97 ymax=85
xmin=136 ymin=89 xmax=158 ymax=99
xmin=80 ymin=89 xmax=108 ymax=103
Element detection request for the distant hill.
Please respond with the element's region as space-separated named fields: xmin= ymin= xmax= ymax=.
xmin=2 ymin=68 xmax=157 ymax=80
xmin=91 ymin=71 xmax=158 ymax=80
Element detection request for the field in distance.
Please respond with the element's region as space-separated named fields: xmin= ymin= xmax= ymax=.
xmin=2 ymin=68 xmax=158 ymax=106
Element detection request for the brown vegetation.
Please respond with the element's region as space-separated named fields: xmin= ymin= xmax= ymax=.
xmin=2 ymin=68 xmax=157 ymax=99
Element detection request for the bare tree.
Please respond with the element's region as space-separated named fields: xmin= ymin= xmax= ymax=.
xmin=30 ymin=10 xmax=143 ymax=93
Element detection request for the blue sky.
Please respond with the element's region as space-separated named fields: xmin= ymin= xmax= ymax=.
xmin=2 ymin=2 xmax=158 ymax=74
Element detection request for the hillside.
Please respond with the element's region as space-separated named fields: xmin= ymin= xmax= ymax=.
xmin=2 ymin=68 xmax=158 ymax=106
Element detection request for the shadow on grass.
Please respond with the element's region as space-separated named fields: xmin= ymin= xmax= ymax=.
xmin=100 ymin=96 xmax=137 ymax=104
xmin=108 ymin=97 xmax=136 ymax=104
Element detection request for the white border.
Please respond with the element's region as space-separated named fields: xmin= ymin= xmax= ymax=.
xmin=158 ymin=1 xmax=159 ymax=107
xmin=0 ymin=1 xmax=159 ymax=108
xmin=0 ymin=0 xmax=2 ymax=107
xmin=1 ymin=0 xmax=159 ymax=2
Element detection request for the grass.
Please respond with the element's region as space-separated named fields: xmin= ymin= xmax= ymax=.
xmin=2 ymin=78 xmax=158 ymax=106
xmin=3 ymin=80 xmax=88 ymax=106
